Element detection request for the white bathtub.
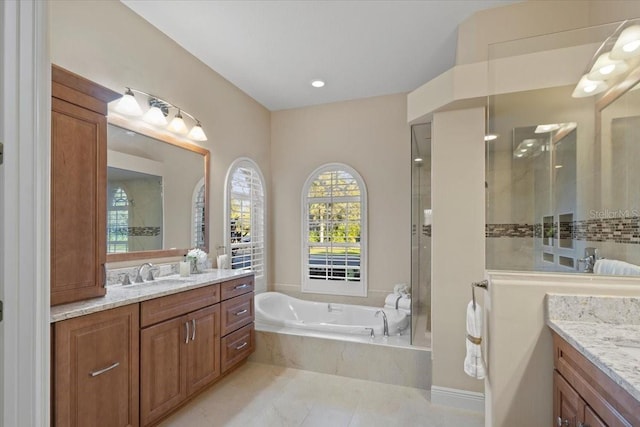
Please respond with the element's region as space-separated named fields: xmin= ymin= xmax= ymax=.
xmin=254 ymin=292 xmax=409 ymax=337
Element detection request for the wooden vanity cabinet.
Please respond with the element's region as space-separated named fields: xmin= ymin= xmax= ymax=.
xmin=140 ymin=285 xmax=222 ymax=426
xmin=53 ymin=304 xmax=139 ymax=427
xmin=552 ymin=332 xmax=639 ymax=427
xmin=51 ymin=65 xmax=121 ymax=306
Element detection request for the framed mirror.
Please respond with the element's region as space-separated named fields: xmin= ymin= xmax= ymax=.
xmin=106 ymin=115 xmax=210 ymax=262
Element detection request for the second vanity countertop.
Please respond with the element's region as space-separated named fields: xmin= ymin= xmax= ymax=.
xmin=546 ymin=293 xmax=640 ymax=403
xmin=51 ymin=269 xmax=254 ymax=323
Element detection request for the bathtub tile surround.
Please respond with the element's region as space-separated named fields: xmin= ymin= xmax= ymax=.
xmin=250 ymin=330 xmax=430 ymax=389
xmin=159 ymin=362 xmax=482 ymax=427
xmin=546 ymin=294 xmax=640 ymax=402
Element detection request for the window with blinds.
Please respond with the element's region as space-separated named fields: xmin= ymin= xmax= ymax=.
xmin=302 ymin=163 xmax=367 ymax=296
xmin=192 ymin=179 xmax=206 ymax=249
xmin=226 ymin=159 xmax=266 ymax=287
xmin=107 ymin=186 xmax=129 ymax=253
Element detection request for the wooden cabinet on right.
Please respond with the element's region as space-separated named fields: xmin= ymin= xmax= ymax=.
xmin=552 ymin=332 xmax=640 ymax=427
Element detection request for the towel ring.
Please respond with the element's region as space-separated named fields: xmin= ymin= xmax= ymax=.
xmin=471 ymin=280 xmax=489 ymax=310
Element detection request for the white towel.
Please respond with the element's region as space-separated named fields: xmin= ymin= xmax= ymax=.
xmin=393 ymin=283 xmax=409 ymax=295
xmin=384 ymin=293 xmax=410 ymax=306
xmin=216 ymin=254 xmax=230 ymax=269
xmin=594 ymin=259 xmax=640 ymax=276
xmin=463 ymin=301 xmax=486 ymax=380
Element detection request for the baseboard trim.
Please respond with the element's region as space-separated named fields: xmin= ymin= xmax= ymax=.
xmin=431 ymin=386 xmax=484 ymax=413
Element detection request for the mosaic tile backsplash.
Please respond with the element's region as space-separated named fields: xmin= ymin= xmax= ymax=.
xmin=422 ymin=215 xmax=640 ymax=244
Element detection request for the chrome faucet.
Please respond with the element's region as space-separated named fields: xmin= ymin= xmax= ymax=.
xmin=577 ymin=247 xmax=600 ymax=273
xmin=134 ymin=262 xmax=155 ymax=283
xmin=375 ymin=310 xmax=389 ymax=337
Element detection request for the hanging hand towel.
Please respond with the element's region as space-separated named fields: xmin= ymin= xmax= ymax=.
xmin=463 ymin=301 xmax=486 ymax=379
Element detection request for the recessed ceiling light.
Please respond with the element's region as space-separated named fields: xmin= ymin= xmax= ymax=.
xmin=311 ymin=80 xmax=325 ymax=88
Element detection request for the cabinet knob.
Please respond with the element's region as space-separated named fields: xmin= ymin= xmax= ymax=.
xmin=557 ymin=417 xmax=570 ymax=427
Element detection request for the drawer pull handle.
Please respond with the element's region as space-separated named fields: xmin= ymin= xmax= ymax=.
xmin=191 ymin=318 xmax=196 ymax=341
xmin=556 ymin=418 xmax=570 ymax=427
xmin=234 ymin=284 xmax=250 ymax=290
xmin=235 ymin=342 xmax=248 ymax=350
xmin=185 ymin=321 xmax=190 ymax=344
xmin=89 ymin=362 xmax=119 ymax=377
xmin=235 ymin=309 xmax=248 ymax=316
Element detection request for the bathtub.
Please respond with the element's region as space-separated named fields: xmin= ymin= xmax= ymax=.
xmin=254 ymin=292 xmax=409 ymax=337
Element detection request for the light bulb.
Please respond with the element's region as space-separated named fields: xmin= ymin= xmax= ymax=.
xmin=188 ymin=123 xmax=208 ymax=141
xmin=588 ymin=52 xmax=628 ymax=81
xmin=115 ymin=88 xmax=143 ymax=116
xmin=572 ymin=74 xmax=608 ymax=98
xmin=611 ymin=25 xmax=640 ymax=60
xmin=168 ymin=111 xmax=188 ymax=135
xmin=143 ymin=106 xmax=168 ymax=126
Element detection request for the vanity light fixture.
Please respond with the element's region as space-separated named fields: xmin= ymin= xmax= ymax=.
xmin=534 ymin=123 xmax=561 ymax=134
xmin=114 ymin=87 xmax=208 ymax=142
xmin=115 ymin=88 xmax=143 ymax=117
xmin=572 ymin=74 xmax=608 ymax=98
xmin=168 ymin=110 xmax=188 ymax=135
xmin=588 ymin=52 xmax=629 ymax=81
xmin=610 ymin=24 xmax=640 ymax=60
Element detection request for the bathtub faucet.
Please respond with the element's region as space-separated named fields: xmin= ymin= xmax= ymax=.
xmin=375 ymin=310 xmax=389 ymax=337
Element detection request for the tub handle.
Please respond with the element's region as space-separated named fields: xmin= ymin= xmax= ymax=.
xmin=365 ymin=328 xmax=375 ymax=338
xmin=234 ymin=283 xmax=250 ymax=290
xmin=235 ymin=342 xmax=248 ymax=350
xmin=235 ymin=309 xmax=248 ymax=316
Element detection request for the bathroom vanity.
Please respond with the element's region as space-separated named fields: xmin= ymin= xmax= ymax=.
xmin=547 ymin=295 xmax=640 ymax=427
xmin=51 ymin=271 xmax=255 ymax=427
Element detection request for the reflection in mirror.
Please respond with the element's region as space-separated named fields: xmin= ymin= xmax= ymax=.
xmin=107 ymin=123 xmax=209 ymax=260
xmin=107 ymin=167 xmax=163 ymax=253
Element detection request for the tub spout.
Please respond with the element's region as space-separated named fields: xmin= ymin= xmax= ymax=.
xmin=375 ymin=310 xmax=389 ymax=337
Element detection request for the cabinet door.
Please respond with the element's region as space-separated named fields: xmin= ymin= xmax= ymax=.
xmin=584 ymin=406 xmax=608 ymax=427
xmin=54 ymin=305 xmax=139 ymax=427
xmin=140 ymin=316 xmax=188 ymax=426
xmin=51 ymin=97 xmax=106 ymax=305
xmin=187 ymin=305 xmax=221 ymax=396
xmin=554 ymin=371 xmax=585 ymax=427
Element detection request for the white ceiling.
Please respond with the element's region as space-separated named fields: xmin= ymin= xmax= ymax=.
xmin=122 ymin=0 xmax=516 ymax=111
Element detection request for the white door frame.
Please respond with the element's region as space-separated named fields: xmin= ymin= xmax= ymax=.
xmin=1 ymin=1 xmax=50 ymax=426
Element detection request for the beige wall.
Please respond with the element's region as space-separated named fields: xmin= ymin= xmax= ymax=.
xmin=456 ymin=0 xmax=640 ymax=65
xmin=486 ymin=272 xmax=640 ymax=427
xmin=431 ymin=108 xmax=486 ymax=394
xmin=49 ymin=0 xmax=271 ymax=265
xmin=270 ymin=94 xmax=410 ymax=306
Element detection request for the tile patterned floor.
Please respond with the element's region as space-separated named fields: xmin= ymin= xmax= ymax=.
xmin=159 ymin=362 xmax=483 ymax=427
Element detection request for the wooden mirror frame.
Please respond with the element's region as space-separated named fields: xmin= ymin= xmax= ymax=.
xmin=106 ymin=113 xmax=210 ymax=262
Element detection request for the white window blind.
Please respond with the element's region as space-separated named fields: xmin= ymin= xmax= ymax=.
xmin=226 ymin=159 xmax=266 ymax=287
xmin=302 ymin=163 xmax=367 ymax=296
xmin=107 ymin=186 xmax=129 ymax=253
xmin=192 ymin=180 xmax=206 ymax=249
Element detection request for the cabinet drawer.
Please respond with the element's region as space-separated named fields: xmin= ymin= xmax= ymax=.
xmin=221 ymin=323 xmax=254 ymax=373
xmin=220 ymin=276 xmax=254 ymax=300
xmin=220 ymin=292 xmax=254 ymax=336
xmin=141 ymin=284 xmax=220 ymax=327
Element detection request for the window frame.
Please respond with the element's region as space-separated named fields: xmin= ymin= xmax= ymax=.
xmin=301 ymin=163 xmax=368 ymax=297
xmin=107 ymin=185 xmax=130 ymax=253
xmin=224 ymin=157 xmax=267 ymax=292
xmin=191 ymin=177 xmax=206 ymax=249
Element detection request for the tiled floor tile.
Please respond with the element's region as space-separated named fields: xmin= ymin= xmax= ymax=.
xmin=158 ymin=362 xmax=483 ymax=427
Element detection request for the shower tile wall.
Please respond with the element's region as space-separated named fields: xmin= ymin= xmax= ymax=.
xmin=487 ymin=82 xmax=640 ymax=271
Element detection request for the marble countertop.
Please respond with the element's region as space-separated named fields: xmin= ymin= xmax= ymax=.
xmin=546 ymin=294 xmax=640 ymax=403
xmin=51 ymin=269 xmax=253 ymax=323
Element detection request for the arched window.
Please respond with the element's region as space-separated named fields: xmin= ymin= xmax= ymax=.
xmin=302 ymin=163 xmax=367 ymax=296
xmin=107 ymin=186 xmax=129 ymax=253
xmin=225 ymin=158 xmax=266 ymax=292
xmin=192 ymin=177 xmax=206 ymax=249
